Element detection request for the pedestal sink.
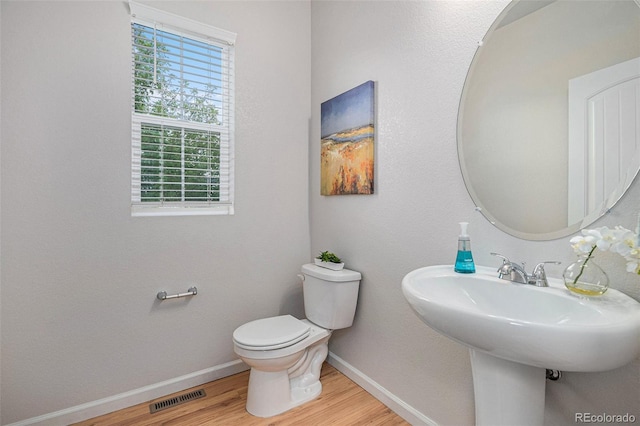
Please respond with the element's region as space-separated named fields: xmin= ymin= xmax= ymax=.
xmin=402 ymin=265 xmax=640 ymax=426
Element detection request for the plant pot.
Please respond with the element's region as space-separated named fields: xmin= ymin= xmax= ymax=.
xmin=314 ymin=258 xmax=345 ymax=270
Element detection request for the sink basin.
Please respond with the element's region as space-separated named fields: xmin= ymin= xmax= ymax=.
xmin=402 ymin=264 xmax=640 ymax=372
xmin=402 ymin=264 xmax=640 ymax=425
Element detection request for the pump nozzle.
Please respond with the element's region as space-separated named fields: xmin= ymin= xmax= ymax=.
xmin=459 ymin=222 xmax=469 ymax=239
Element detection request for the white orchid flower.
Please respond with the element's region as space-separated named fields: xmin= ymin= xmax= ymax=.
xmin=593 ymin=226 xmax=616 ymax=250
xmin=623 ymin=247 xmax=640 ymax=275
xmin=569 ymin=225 xmax=640 ymax=276
xmin=570 ymin=234 xmax=597 ymax=254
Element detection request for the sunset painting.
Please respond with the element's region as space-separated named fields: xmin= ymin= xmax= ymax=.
xmin=321 ymin=81 xmax=375 ymax=195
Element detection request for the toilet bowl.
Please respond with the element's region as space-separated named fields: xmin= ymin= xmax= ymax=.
xmin=232 ymin=264 xmax=361 ymax=417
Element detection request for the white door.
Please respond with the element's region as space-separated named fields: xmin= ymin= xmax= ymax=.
xmin=568 ymin=57 xmax=640 ymax=226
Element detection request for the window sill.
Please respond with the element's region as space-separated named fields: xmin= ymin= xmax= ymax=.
xmin=131 ymin=204 xmax=234 ymax=217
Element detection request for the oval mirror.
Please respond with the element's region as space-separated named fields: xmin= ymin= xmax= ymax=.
xmin=458 ymin=0 xmax=640 ymax=240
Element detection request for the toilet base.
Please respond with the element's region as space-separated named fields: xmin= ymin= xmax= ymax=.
xmin=246 ymin=370 xmax=323 ymax=417
xmin=245 ymin=338 xmax=329 ymax=417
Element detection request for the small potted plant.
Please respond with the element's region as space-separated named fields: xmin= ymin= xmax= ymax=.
xmin=315 ymin=250 xmax=345 ymax=271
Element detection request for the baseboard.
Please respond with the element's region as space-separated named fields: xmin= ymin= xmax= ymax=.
xmin=10 ymin=353 xmax=433 ymax=426
xmin=327 ymin=352 xmax=438 ymax=426
xmin=6 ymin=359 xmax=249 ymax=426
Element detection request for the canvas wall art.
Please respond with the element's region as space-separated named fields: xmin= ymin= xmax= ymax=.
xmin=321 ymin=81 xmax=375 ymax=195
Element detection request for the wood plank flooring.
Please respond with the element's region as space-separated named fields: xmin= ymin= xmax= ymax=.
xmin=73 ymin=363 xmax=410 ymax=425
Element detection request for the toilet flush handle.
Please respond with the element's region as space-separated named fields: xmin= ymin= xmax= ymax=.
xmin=297 ymin=274 xmax=305 ymax=282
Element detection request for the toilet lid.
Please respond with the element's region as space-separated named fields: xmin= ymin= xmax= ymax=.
xmin=233 ymin=315 xmax=311 ymax=350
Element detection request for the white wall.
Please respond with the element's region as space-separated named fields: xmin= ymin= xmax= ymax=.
xmin=0 ymin=1 xmax=310 ymax=423
xmin=311 ymin=1 xmax=640 ymax=425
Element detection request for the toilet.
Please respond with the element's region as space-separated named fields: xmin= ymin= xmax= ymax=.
xmin=233 ymin=263 xmax=361 ymax=417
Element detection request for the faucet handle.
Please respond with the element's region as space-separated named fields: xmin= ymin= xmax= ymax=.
xmin=490 ymin=252 xmax=510 ymax=264
xmin=490 ymin=252 xmax=513 ymax=278
xmin=530 ymin=261 xmax=561 ymax=287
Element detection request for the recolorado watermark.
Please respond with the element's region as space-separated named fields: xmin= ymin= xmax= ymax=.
xmin=575 ymin=412 xmax=636 ymax=423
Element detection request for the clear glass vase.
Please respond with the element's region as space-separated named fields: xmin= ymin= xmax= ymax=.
xmin=563 ymin=255 xmax=609 ymax=296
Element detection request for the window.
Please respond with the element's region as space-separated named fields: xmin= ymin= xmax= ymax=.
xmin=130 ymin=2 xmax=236 ymax=216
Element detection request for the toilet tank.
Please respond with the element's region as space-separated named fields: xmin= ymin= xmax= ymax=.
xmin=301 ymin=263 xmax=361 ymax=330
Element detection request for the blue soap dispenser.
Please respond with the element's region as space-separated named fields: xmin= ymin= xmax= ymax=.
xmin=454 ymin=222 xmax=476 ymax=273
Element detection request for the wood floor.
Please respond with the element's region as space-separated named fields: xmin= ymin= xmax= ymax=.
xmin=73 ymin=363 xmax=410 ymax=425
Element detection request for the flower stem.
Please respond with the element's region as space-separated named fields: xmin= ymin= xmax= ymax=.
xmin=574 ymin=245 xmax=597 ymax=284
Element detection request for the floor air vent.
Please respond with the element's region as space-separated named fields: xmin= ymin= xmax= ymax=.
xmin=149 ymin=389 xmax=206 ymax=413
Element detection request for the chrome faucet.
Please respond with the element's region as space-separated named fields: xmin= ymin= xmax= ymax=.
xmin=491 ymin=253 xmax=560 ymax=287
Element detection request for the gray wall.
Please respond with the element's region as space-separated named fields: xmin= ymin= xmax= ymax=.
xmin=310 ymin=1 xmax=640 ymax=425
xmin=2 ymin=1 xmax=639 ymax=425
xmin=0 ymin=1 xmax=310 ymax=423
xmin=0 ymin=1 xmax=3 ymax=416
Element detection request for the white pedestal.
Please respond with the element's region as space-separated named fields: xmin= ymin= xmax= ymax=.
xmin=470 ymin=349 xmax=546 ymax=426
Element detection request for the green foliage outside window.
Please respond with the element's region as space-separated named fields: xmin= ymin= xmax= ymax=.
xmin=132 ymin=24 xmax=223 ymax=203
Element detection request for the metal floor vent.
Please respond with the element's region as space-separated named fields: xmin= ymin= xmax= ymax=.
xmin=149 ymin=389 xmax=206 ymax=414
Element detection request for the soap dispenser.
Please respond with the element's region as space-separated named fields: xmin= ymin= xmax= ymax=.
xmin=454 ymin=222 xmax=476 ymax=273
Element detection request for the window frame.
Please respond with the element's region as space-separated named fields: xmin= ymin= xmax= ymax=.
xmin=129 ymin=1 xmax=236 ymax=217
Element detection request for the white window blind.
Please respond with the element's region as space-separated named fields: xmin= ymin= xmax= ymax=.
xmin=130 ymin=2 xmax=236 ymax=216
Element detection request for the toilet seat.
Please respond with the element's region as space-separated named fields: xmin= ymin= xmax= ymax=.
xmin=233 ymin=315 xmax=311 ymax=350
